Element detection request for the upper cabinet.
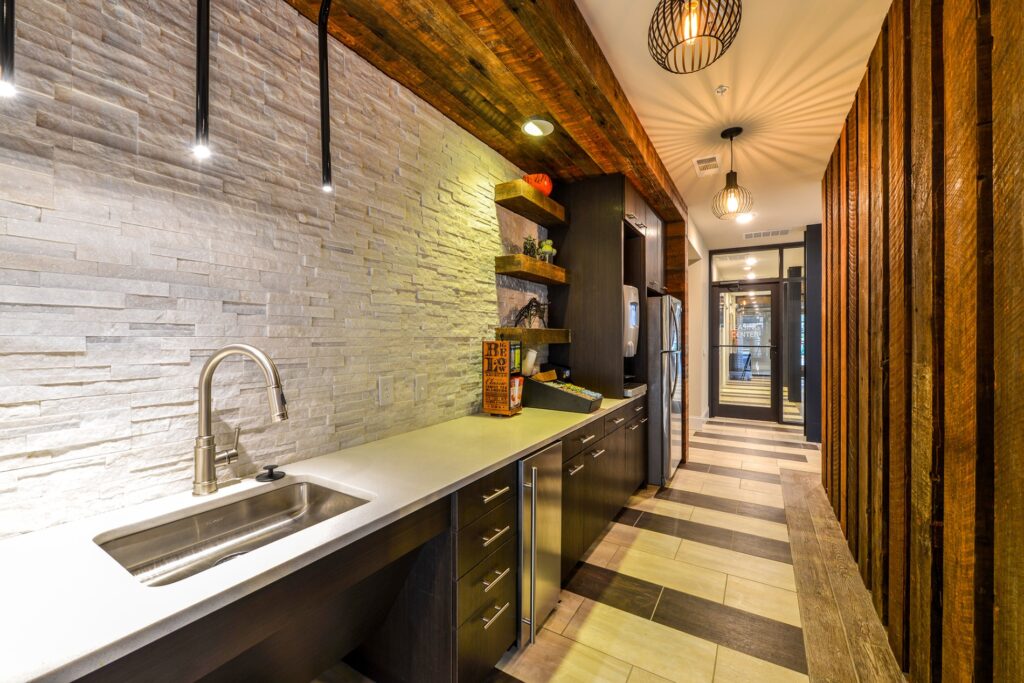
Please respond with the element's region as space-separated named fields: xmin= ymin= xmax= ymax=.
xmin=623 ymin=181 xmax=666 ymax=294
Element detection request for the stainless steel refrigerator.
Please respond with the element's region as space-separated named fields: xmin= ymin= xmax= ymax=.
xmin=647 ymin=295 xmax=684 ymax=486
xmin=518 ymin=440 xmax=562 ymax=647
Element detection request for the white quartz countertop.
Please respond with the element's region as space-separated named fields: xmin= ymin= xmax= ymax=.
xmin=0 ymin=398 xmax=637 ymax=683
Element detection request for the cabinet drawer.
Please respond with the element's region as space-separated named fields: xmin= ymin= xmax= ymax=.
xmin=604 ymin=407 xmax=631 ymax=434
xmin=455 ymin=462 xmax=516 ymax=529
xmin=563 ymin=420 xmax=604 ymax=460
xmin=457 ymin=536 xmax=516 ymax=627
xmin=457 ymin=572 xmax=516 ymax=683
xmin=627 ymin=399 xmax=647 ymax=421
xmin=457 ymin=498 xmax=516 ymax=578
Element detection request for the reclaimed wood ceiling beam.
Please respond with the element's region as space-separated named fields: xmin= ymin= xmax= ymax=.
xmin=282 ymin=0 xmax=688 ymax=221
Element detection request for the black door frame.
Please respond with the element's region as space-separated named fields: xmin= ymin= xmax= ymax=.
xmin=709 ymin=281 xmax=781 ymax=421
xmin=708 ymin=242 xmax=805 ymax=424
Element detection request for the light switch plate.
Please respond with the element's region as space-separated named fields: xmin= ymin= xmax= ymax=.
xmin=378 ymin=376 xmax=394 ymax=406
xmin=414 ymin=373 xmax=428 ymax=402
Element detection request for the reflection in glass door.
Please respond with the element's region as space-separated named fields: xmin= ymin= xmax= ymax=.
xmin=710 ymin=285 xmax=780 ymax=421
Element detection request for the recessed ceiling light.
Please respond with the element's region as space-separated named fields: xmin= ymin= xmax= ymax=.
xmin=192 ymin=144 xmax=211 ymax=160
xmin=745 ymin=256 xmax=757 ymax=266
xmin=736 ymin=212 xmax=754 ymax=224
xmin=522 ymin=118 xmax=554 ymax=137
xmin=746 ymin=272 xmax=756 ymax=280
xmin=743 ymin=266 xmax=752 ymax=271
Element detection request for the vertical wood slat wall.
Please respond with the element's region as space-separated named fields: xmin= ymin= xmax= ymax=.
xmin=819 ymin=0 xmax=1021 ymax=679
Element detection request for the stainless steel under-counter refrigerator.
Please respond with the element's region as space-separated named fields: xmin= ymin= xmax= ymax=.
xmin=646 ymin=295 xmax=684 ymax=486
xmin=518 ymin=440 xmax=562 ymax=647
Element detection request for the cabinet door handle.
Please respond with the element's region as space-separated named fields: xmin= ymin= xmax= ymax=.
xmin=482 ymin=567 xmax=511 ymax=592
xmin=579 ymin=433 xmax=596 ymax=445
xmin=482 ymin=601 xmax=511 ymax=630
xmin=591 ymin=448 xmax=607 ymax=459
xmin=482 ymin=525 xmax=511 ymax=548
xmin=628 ymin=424 xmax=641 ymax=432
xmin=611 ymin=417 xmax=625 ymax=425
xmin=481 ymin=486 xmax=510 ymax=504
xmin=640 ymin=417 xmax=649 ymax=424
xmin=568 ymin=463 xmax=585 ymax=476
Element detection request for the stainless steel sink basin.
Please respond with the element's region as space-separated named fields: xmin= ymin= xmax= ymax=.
xmin=97 ymin=482 xmax=369 ymax=586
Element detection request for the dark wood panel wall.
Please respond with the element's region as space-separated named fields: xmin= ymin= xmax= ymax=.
xmin=819 ymin=1 xmax=1020 ymax=679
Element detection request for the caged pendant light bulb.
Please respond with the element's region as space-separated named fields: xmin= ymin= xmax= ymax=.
xmin=318 ymin=0 xmax=333 ymax=193
xmin=648 ymin=0 xmax=742 ymax=74
xmin=0 ymin=0 xmax=16 ymax=98
xmin=711 ymin=127 xmax=753 ymax=221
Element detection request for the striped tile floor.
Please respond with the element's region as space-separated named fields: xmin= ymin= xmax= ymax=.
xmin=498 ymin=417 xmax=820 ymax=683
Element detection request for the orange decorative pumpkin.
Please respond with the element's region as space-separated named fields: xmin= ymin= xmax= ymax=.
xmin=523 ymin=173 xmax=553 ymax=197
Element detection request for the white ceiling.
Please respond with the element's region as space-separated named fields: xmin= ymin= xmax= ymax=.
xmin=575 ymin=0 xmax=890 ymax=250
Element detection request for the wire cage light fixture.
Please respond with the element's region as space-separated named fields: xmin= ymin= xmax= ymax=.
xmin=711 ymin=126 xmax=753 ymax=220
xmin=648 ymin=0 xmax=742 ymax=74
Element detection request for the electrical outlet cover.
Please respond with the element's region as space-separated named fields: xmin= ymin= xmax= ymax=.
xmin=414 ymin=374 xmax=428 ymax=402
xmin=378 ymin=376 xmax=394 ymax=406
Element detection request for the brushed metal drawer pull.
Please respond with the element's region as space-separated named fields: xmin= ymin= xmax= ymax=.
xmin=482 ymin=525 xmax=510 ymax=548
xmin=634 ymin=405 xmax=643 ymax=412
xmin=568 ymin=463 xmax=585 ymax=476
xmin=481 ymin=486 xmax=511 ymax=504
xmin=628 ymin=424 xmax=641 ymax=431
xmin=482 ymin=601 xmax=511 ymax=629
xmin=640 ymin=417 xmax=649 ymax=424
xmin=579 ymin=433 xmax=597 ymax=445
xmin=483 ymin=566 xmax=511 ymax=592
xmin=591 ymin=448 xmax=607 ymax=459
xmin=611 ymin=417 xmax=625 ymax=425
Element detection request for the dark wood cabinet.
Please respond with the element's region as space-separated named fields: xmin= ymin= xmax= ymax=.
xmin=625 ymin=411 xmax=648 ymax=493
xmin=645 ymin=204 xmax=665 ymax=294
xmin=561 ymin=452 xmax=588 ymax=581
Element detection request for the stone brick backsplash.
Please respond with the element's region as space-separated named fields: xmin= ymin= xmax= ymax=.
xmin=0 ymin=0 xmax=550 ymax=536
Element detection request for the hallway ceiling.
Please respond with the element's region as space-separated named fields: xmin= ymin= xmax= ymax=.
xmin=575 ymin=0 xmax=890 ymax=250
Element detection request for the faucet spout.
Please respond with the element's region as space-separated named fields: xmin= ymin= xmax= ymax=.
xmin=193 ymin=344 xmax=288 ymax=496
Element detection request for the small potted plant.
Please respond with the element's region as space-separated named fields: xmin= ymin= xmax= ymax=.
xmin=523 ymin=236 xmax=538 ymax=258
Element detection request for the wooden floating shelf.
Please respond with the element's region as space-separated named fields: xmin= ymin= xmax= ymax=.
xmin=494 ymin=254 xmax=568 ymax=286
xmin=494 ymin=180 xmax=567 ymax=228
xmin=495 ymin=327 xmax=572 ymax=345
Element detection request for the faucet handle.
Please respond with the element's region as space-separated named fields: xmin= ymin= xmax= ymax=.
xmin=215 ymin=426 xmax=241 ymax=465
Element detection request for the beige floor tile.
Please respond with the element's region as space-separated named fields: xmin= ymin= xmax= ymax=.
xmin=627 ymin=494 xmax=695 ymax=521
xmin=739 ymin=479 xmax=784 ymax=495
xmin=674 ymin=539 xmax=797 ymax=591
xmin=601 ymin=522 xmax=682 ymax=559
xmin=723 ymin=576 xmax=802 ymax=627
xmin=666 ymin=475 xmax=706 ymax=493
xmin=563 ymin=600 xmax=718 ymax=683
xmin=545 ymin=591 xmax=586 ymax=634
xmin=627 ymin=667 xmax=675 ymax=683
xmin=740 ymin=459 xmax=781 ymax=474
xmin=606 ymin=546 xmax=728 ymax=602
xmin=712 ymin=646 xmax=809 ymax=683
xmin=499 ymin=628 xmax=633 ymax=683
xmin=688 ymin=449 xmax=746 ymax=469
xmin=689 ymin=507 xmax=790 ymax=542
xmin=582 ymin=538 xmax=622 ymax=567
xmin=699 ymin=481 xmax=785 ymax=508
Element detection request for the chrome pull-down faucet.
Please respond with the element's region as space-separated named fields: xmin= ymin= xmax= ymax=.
xmin=193 ymin=344 xmax=288 ymax=496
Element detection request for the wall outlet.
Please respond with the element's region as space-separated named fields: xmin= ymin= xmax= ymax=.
xmin=378 ymin=376 xmax=394 ymax=406
xmin=414 ymin=373 xmax=428 ymax=402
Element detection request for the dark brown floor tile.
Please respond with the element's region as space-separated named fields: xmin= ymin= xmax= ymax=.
xmin=706 ymin=464 xmax=783 ymax=484
xmin=653 ymin=588 xmax=808 ymax=674
xmin=689 ymin=439 xmax=808 ymax=462
xmin=614 ymin=507 xmax=643 ymax=526
xmin=564 ymin=562 xmax=662 ymax=620
xmin=681 ymin=461 xmax=712 ymax=473
xmin=484 ymin=668 xmax=524 ymax=683
xmin=693 ymin=431 xmax=819 ymax=451
xmin=655 ymin=488 xmax=788 ymax=523
xmin=633 ymin=510 xmax=793 ymax=564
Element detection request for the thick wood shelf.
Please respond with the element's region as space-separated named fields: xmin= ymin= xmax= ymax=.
xmin=495 ymin=327 xmax=571 ymax=345
xmin=494 ymin=180 xmax=567 ymax=227
xmin=494 ymin=254 xmax=568 ymax=286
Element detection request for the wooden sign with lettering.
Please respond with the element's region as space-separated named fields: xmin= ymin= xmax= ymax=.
xmin=482 ymin=340 xmax=522 ymax=416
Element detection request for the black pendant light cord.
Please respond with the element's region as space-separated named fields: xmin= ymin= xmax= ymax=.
xmin=318 ymin=0 xmax=332 ymax=191
xmin=1 ymin=0 xmax=15 ymax=88
xmin=195 ymin=0 xmax=210 ymax=153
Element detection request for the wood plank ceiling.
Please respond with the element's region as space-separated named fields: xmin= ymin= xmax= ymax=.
xmin=282 ymin=0 xmax=688 ymax=222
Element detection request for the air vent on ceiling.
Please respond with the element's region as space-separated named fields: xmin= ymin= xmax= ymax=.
xmin=692 ymin=154 xmax=721 ymax=177
xmin=743 ymin=229 xmax=791 ymax=240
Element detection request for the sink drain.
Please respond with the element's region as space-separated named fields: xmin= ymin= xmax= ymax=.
xmin=213 ymin=551 xmax=249 ymax=567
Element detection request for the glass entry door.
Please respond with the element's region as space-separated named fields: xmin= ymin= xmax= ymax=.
xmin=710 ymin=284 xmax=780 ymax=421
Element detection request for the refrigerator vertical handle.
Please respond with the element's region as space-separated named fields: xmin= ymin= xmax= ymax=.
xmin=529 ymin=465 xmax=538 ymax=644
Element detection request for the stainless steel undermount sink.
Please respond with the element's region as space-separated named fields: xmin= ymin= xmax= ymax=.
xmin=97 ymin=482 xmax=370 ymax=587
